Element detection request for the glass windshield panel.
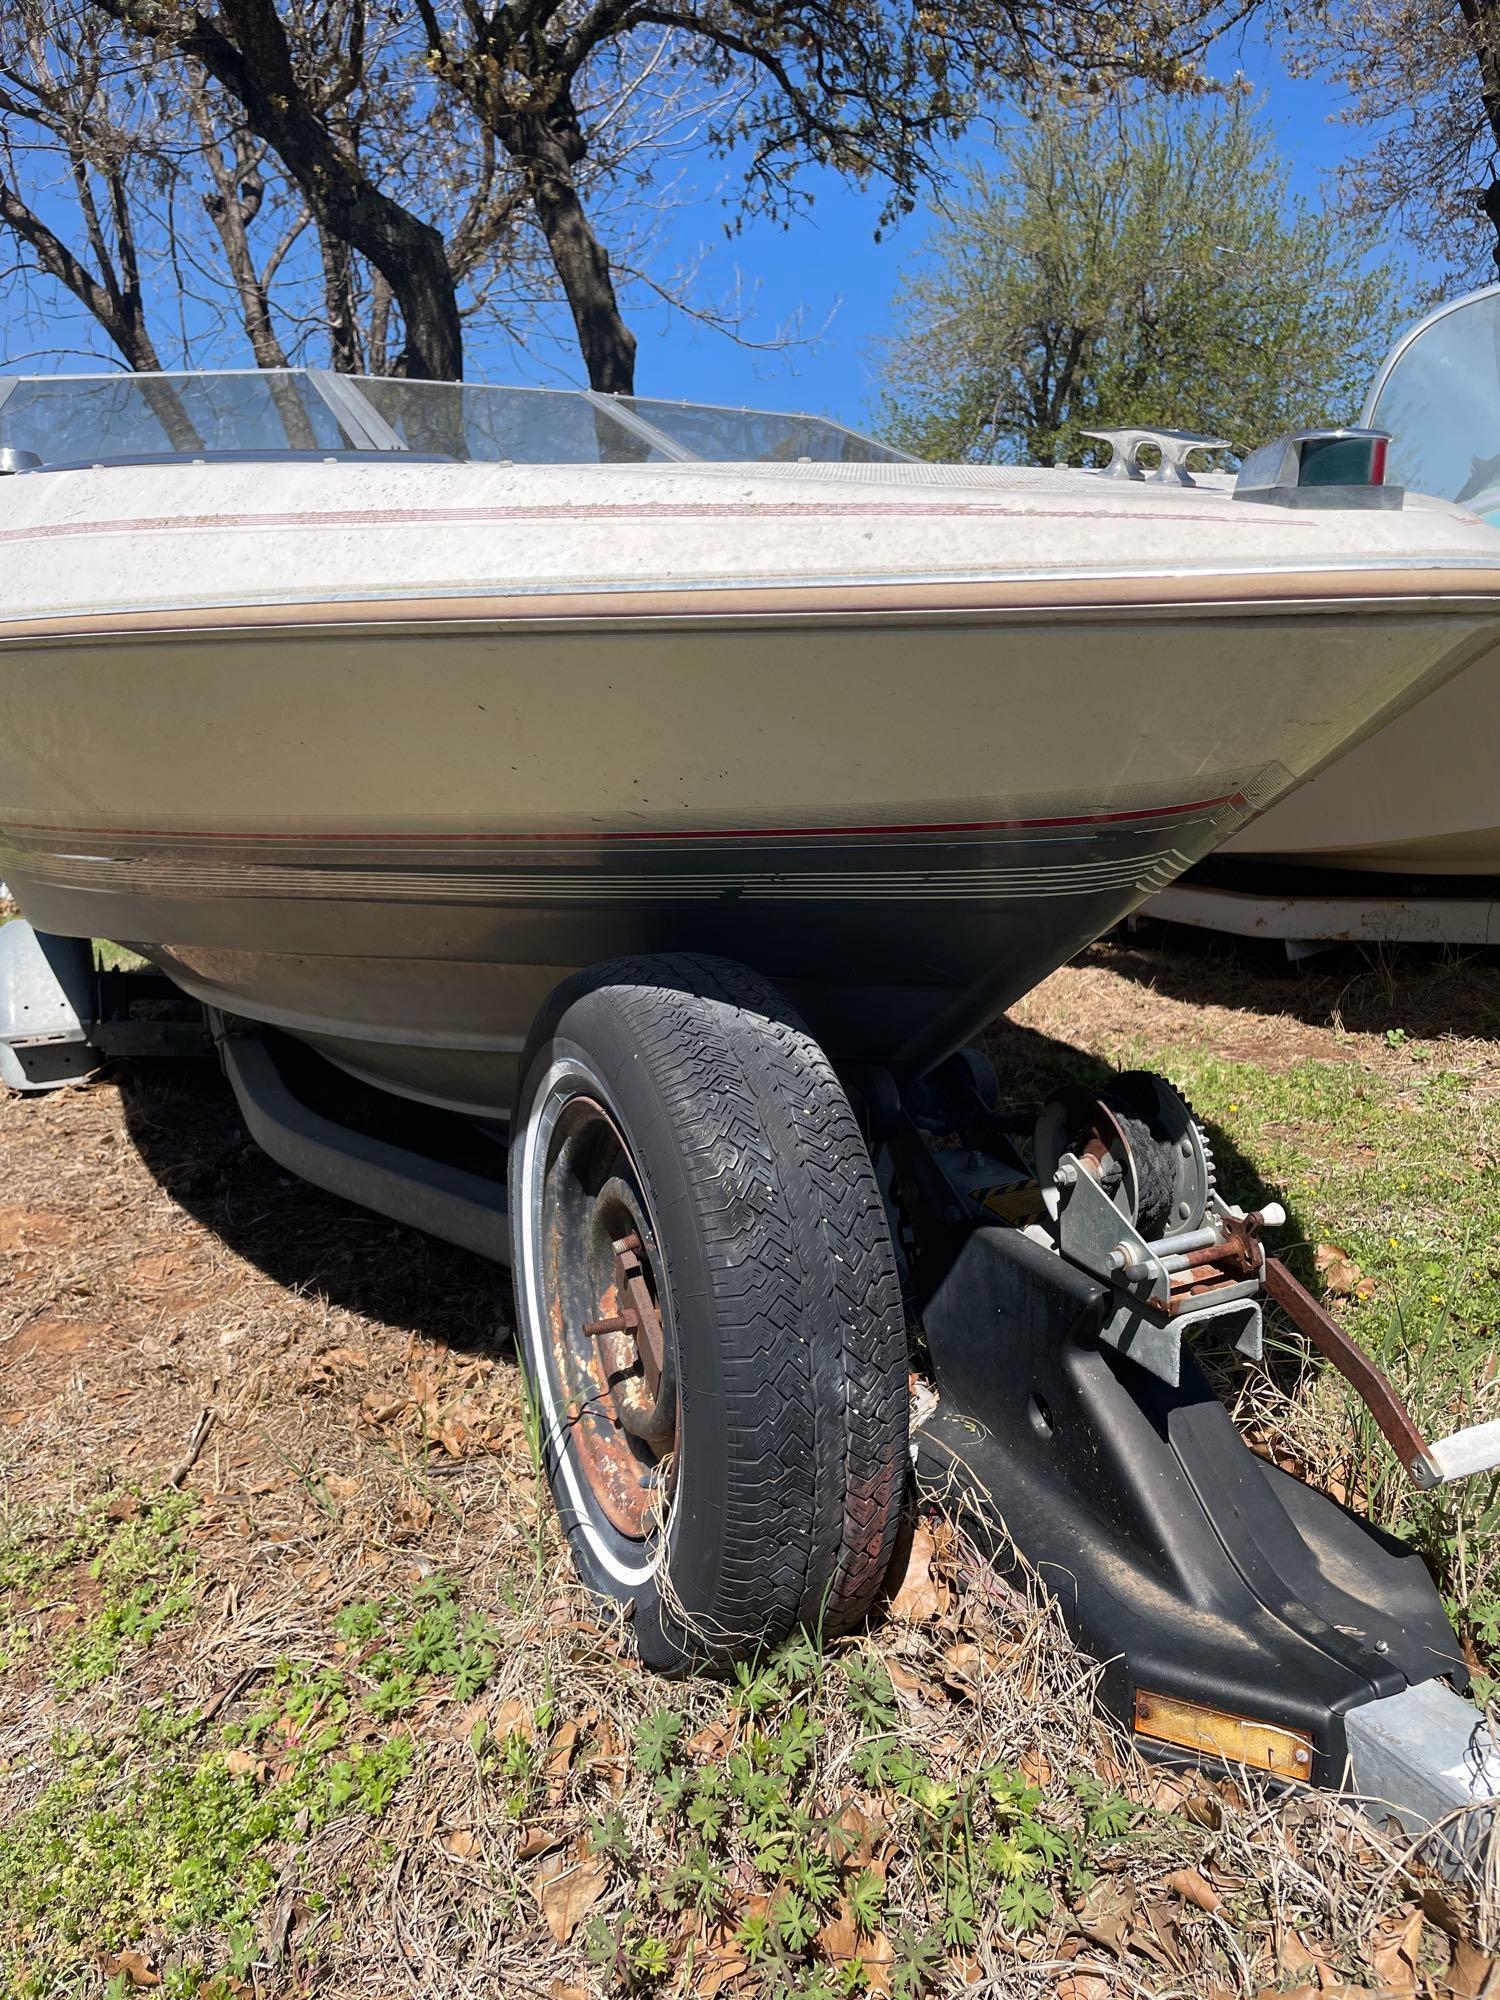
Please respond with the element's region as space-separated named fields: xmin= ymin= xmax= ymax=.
xmin=1368 ymin=293 xmax=1500 ymax=516
xmin=0 ymin=371 xmax=353 ymax=465
xmin=622 ymin=397 xmax=903 ymax=464
xmin=353 ymin=378 xmax=665 ymax=463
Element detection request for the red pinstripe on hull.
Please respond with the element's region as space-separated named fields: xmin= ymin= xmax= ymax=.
xmin=0 ymin=502 xmax=1306 ymax=545
xmin=0 ymin=796 xmax=1240 ymax=848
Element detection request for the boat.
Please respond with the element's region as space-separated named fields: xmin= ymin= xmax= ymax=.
xmin=4 ymin=370 xmax=1500 ymax=1798
xmin=1146 ymin=287 xmax=1500 ymax=948
xmin=2 ymin=372 xmax=1498 ymax=1111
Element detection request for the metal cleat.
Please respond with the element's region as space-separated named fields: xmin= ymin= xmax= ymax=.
xmin=1082 ymin=426 xmax=1229 ymax=486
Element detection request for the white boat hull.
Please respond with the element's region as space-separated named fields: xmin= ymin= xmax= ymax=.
xmin=1220 ymin=647 xmax=1500 ymax=876
xmin=4 ymin=456 xmax=1499 ymax=1112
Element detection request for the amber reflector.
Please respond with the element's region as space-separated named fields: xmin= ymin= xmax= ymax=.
xmin=1134 ymin=1690 xmax=1314 ymax=1778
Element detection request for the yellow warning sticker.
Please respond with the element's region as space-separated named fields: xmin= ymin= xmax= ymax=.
xmin=977 ymin=1184 xmax=1045 ymax=1224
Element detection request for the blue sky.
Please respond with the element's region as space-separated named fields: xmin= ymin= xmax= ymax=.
xmin=2 ymin=21 xmax=1412 ymax=426
xmin=609 ymin=24 xmax=1372 ymax=428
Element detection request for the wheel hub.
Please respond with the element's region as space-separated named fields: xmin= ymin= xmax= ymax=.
xmin=582 ymin=1188 xmax=675 ymax=1453
xmin=539 ymin=1098 xmax=678 ymax=1540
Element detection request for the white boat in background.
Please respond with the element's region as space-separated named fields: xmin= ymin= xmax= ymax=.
xmin=1147 ymin=287 xmax=1500 ymax=950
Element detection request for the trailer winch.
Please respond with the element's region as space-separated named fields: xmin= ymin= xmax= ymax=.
xmin=874 ymin=1052 xmax=1500 ymax=1848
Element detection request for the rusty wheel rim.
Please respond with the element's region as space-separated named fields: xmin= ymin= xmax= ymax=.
xmin=538 ymin=1093 xmax=678 ymax=1541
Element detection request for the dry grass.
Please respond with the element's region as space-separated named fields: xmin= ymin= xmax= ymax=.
xmin=3 ymin=940 xmax=1500 ymax=1998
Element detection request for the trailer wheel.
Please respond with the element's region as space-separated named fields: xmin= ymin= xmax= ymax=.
xmin=509 ymin=953 xmax=908 ymax=1669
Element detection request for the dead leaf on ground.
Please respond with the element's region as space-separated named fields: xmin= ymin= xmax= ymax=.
xmin=222 ymin=1748 xmax=264 ymax=1781
xmin=1260 ymin=1988 xmax=1391 ymax=2000
xmin=884 ymin=1656 xmax=932 ymax=1702
xmin=585 ymin=1715 xmax=627 ymax=1789
xmin=297 ymin=1345 xmax=368 ymax=1390
xmin=546 ymin=1713 xmax=587 ymax=1780
xmin=941 ymin=1639 xmax=992 ymax=1692
xmin=1164 ymin=1866 xmax=1222 ymax=1914
xmin=836 ymin=1804 xmax=887 ymax=1868
xmin=1368 ymin=1905 xmax=1424 ymax=1996
xmin=1420 ymin=1883 xmax=1468 ymax=1940
xmin=1443 ymin=1940 xmax=1499 ymax=1998
xmin=1139 ymin=1895 xmax=1185 ymax=1972
xmin=685 ymin=1718 xmax=733 ymax=1760
xmin=492 ymin=1695 xmax=534 ymax=1741
xmin=110 ymin=1951 xmax=161 ymax=1989
xmin=1314 ymin=1243 xmax=1377 ymax=1301
xmin=887 ymin=1520 xmax=944 ymax=1623
xmin=390 ymin=1493 xmax=433 ymax=1541
xmin=816 ymin=1901 xmax=894 ymax=1994
xmin=696 ymin=1948 xmax=750 ymax=1998
xmin=1055 ymin=1967 xmax=1112 ymax=2000
xmin=441 ymin=1826 xmax=480 ymax=1860
xmin=532 ymin=1841 xmax=610 ymax=1944
xmin=1276 ymin=1926 xmax=1324 ymax=1984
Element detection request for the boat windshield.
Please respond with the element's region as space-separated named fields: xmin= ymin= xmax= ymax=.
xmin=0 ymin=367 xmax=906 ymax=470
xmin=1366 ymin=289 xmax=1500 ymax=517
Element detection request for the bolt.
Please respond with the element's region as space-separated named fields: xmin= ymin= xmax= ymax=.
xmin=1374 ymin=1638 xmax=1390 ymax=1655
xmin=583 ymin=1313 xmax=637 ymax=1338
xmin=1053 ymin=1164 xmax=1078 ymax=1189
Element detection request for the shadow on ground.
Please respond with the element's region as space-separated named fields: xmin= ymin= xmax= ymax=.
xmin=115 ymin=1057 xmax=510 ymax=1357
xmin=112 ymin=1001 xmax=1317 ymax=1395
xmin=1110 ymin=924 xmax=1500 ymax=1041
xmin=981 ymin=1003 xmax=1327 ymax=1414
xmin=983 ymin=1004 xmax=1304 ymax=1235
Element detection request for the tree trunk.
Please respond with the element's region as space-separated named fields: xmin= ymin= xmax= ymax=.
xmin=0 ymin=173 xmax=202 ymax=451
xmin=1459 ymin=0 xmax=1500 ymax=263
xmin=318 ymin=225 xmax=363 ymax=373
xmin=102 ymin=0 xmax=464 ymax=379
xmin=366 ymin=270 xmax=393 ymax=376
xmin=1484 ymin=180 xmax=1500 ymax=272
xmin=521 ymin=120 xmax=637 ymax=395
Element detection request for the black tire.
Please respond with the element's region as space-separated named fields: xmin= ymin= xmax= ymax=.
xmin=508 ymin=952 xmax=908 ymax=1669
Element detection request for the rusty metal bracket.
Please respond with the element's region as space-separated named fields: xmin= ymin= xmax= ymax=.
xmin=582 ymin=1232 xmax=673 ymax=1451
xmin=1263 ymin=1256 xmax=1500 ymax=1490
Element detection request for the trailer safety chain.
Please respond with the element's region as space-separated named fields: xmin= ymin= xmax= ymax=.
xmin=1264 ymin=1255 xmax=1500 ymax=1490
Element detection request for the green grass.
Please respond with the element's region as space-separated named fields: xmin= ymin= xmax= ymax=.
xmin=0 ymin=1559 xmax=502 ymax=1997
xmin=0 ymin=898 xmax=147 ymax=976
xmin=0 ymin=1490 xmax=199 ymax=1685
xmin=3 ymin=954 xmax=1495 ymax=1993
xmin=93 ymin=941 xmax=151 ymax=973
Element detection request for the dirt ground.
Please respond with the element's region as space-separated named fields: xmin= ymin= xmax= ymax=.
xmin=3 ymin=934 xmax=1499 ymax=1998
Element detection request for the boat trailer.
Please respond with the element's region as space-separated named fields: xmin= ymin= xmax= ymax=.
xmin=5 ymin=916 xmax=1499 ymax=1865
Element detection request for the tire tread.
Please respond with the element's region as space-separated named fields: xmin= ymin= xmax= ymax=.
xmin=540 ymin=952 xmax=907 ymax=1648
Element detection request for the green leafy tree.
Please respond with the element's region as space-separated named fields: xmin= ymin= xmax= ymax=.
xmin=1284 ymin=0 xmax=1500 ymax=287
xmin=877 ymin=103 xmax=1402 ymax=467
